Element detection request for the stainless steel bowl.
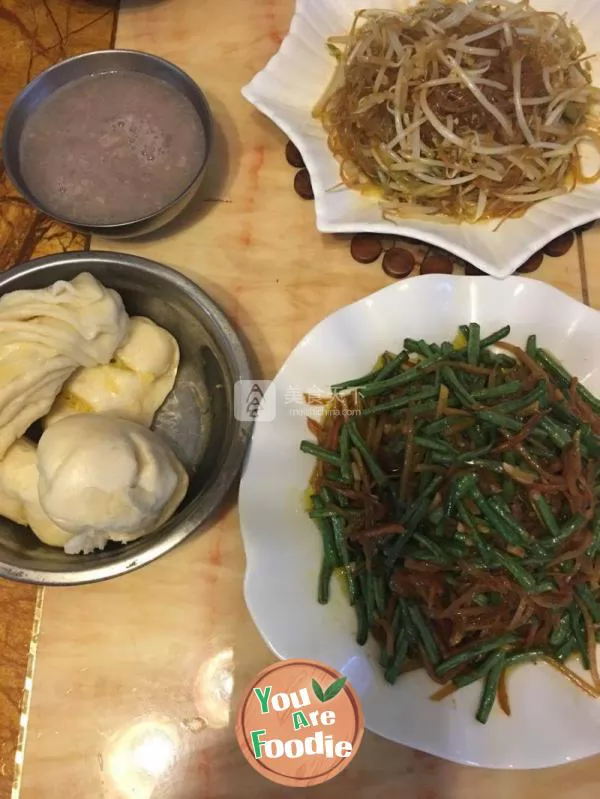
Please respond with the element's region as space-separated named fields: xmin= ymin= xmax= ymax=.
xmin=0 ymin=251 xmax=252 ymax=585
xmin=2 ymin=50 xmax=213 ymax=238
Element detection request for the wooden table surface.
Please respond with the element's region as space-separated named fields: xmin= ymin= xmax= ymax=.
xmin=1 ymin=0 xmax=600 ymax=797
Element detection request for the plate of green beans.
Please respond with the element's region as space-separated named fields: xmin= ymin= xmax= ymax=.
xmin=239 ymin=275 xmax=600 ymax=768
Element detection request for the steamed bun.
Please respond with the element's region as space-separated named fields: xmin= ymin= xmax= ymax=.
xmin=37 ymin=414 xmax=188 ymax=554
xmin=0 ymin=438 xmax=71 ymax=548
xmin=0 ymin=273 xmax=128 ymax=459
xmin=45 ymin=316 xmax=179 ymax=428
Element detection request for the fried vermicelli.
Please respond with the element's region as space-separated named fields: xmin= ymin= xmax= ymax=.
xmin=313 ymin=0 xmax=600 ymax=223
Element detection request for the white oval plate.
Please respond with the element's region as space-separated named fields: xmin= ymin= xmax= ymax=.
xmin=239 ymin=276 xmax=600 ymax=769
xmin=241 ymin=0 xmax=600 ymax=278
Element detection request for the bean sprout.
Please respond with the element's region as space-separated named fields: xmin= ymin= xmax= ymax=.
xmin=313 ymin=0 xmax=600 ymax=222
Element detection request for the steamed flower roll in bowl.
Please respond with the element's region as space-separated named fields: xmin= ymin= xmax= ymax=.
xmin=0 ymin=251 xmax=251 ymax=585
xmin=45 ymin=316 xmax=180 ymax=427
xmin=37 ymin=414 xmax=189 ymax=555
xmin=0 ymin=272 xmax=127 ymax=459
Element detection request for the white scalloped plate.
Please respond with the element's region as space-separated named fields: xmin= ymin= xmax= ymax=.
xmin=242 ymin=0 xmax=600 ymax=278
xmin=239 ymin=276 xmax=600 ymax=769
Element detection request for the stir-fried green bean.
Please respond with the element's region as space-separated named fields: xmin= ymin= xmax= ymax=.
xmin=467 ymin=323 xmax=481 ymax=366
xmin=301 ymin=325 xmax=600 ymax=722
xmin=476 ymin=655 xmax=506 ymax=724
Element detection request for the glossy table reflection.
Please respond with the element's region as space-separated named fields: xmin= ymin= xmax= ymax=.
xmin=10 ymin=0 xmax=600 ymax=797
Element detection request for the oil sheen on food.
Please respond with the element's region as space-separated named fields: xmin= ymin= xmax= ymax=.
xmin=20 ymin=72 xmax=206 ymax=225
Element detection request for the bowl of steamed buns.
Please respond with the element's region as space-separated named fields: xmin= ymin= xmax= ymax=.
xmin=0 ymin=251 xmax=251 ymax=584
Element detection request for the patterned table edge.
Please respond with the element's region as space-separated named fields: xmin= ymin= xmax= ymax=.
xmin=0 ymin=2 xmax=121 ymax=796
xmin=10 ymin=591 xmax=44 ymax=799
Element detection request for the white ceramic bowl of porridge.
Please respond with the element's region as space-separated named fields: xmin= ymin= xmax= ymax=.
xmin=2 ymin=50 xmax=213 ymax=238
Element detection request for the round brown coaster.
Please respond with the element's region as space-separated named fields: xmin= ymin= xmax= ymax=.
xmin=518 ymin=251 xmax=544 ymax=274
xmin=421 ymin=253 xmax=453 ymax=275
xmin=382 ymin=247 xmax=415 ymax=279
xmin=350 ymin=234 xmax=383 ymax=264
xmin=286 ymin=140 xmax=304 ymax=169
xmin=294 ymin=169 xmax=314 ymax=200
xmin=543 ymin=231 xmax=574 ymax=258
